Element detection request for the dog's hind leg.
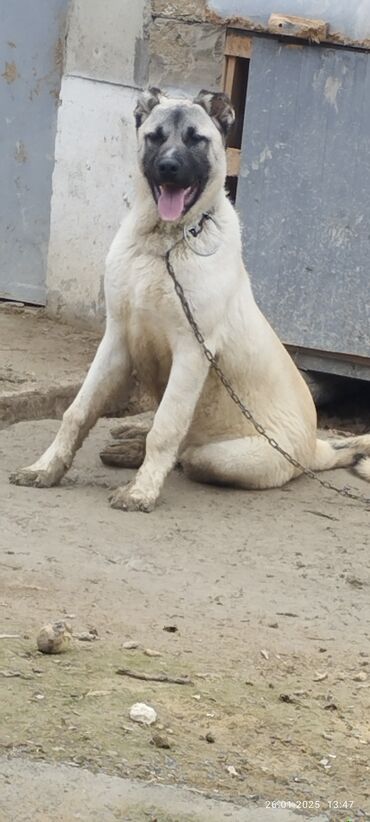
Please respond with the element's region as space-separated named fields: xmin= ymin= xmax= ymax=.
xmin=181 ymin=436 xmax=296 ymax=490
xmin=108 ymin=411 xmax=154 ymax=440
xmin=10 ymin=320 xmax=131 ymax=488
xmin=311 ymin=436 xmax=370 ymax=481
xmin=99 ymin=411 xmax=154 ymax=468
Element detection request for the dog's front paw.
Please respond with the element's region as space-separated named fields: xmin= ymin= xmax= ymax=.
xmin=10 ymin=466 xmax=58 ymax=488
xmin=109 ymin=482 xmax=156 ymax=513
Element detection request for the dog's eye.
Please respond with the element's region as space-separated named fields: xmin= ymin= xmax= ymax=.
xmin=146 ymin=130 xmax=166 ymax=145
xmin=184 ymin=127 xmax=208 ymax=145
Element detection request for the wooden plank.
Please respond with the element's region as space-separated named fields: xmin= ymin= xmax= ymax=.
xmin=268 ymin=13 xmax=328 ymax=44
xmin=225 ymin=32 xmax=252 ymax=59
xmin=223 ymin=55 xmax=236 ymax=97
xmin=226 ymin=147 xmax=241 ymax=176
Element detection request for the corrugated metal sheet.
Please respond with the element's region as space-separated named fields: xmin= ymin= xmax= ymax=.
xmin=236 ymin=37 xmax=370 ymax=367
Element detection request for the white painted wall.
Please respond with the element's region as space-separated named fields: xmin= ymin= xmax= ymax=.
xmin=47 ymin=76 xmax=138 ymax=326
xmin=46 ymin=0 xmax=148 ymax=326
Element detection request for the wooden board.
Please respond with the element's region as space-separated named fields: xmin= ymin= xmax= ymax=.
xmin=226 ymin=147 xmax=241 ymax=176
xmin=225 ymin=32 xmax=252 ymax=59
xmin=268 ymin=13 xmax=328 ymax=44
xmin=223 ymin=55 xmax=236 ymax=97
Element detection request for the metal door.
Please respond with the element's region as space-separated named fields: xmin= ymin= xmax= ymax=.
xmin=0 ymin=0 xmax=68 ymax=304
xmin=237 ymin=37 xmax=370 ymax=375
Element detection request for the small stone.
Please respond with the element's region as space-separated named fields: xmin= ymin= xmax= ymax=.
xmin=260 ymin=649 xmax=269 ymax=660
xmin=37 ymin=622 xmax=72 ymax=655
xmin=144 ymin=649 xmax=162 ymax=657
xmin=313 ymin=672 xmax=328 ymax=682
xmin=163 ymin=625 xmax=178 ymax=633
xmin=354 ymin=671 xmax=368 ymax=682
xmin=205 ymin=732 xmax=215 ymax=743
xmin=279 ymin=693 xmax=297 ymax=704
xmin=151 ymin=732 xmax=171 ymax=749
xmin=346 ymin=576 xmax=366 ymax=589
xmin=122 ymin=641 xmax=139 ymax=650
xmin=129 ymin=702 xmax=157 ymax=726
xmin=226 ymin=765 xmax=239 ymax=777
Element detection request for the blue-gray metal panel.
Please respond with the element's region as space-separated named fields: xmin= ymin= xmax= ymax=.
xmin=0 ymin=0 xmax=67 ymax=305
xmin=236 ymin=37 xmax=370 ymax=360
xmin=209 ymin=0 xmax=370 ymax=45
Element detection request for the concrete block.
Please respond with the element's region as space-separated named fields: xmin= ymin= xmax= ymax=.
xmin=65 ymin=0 xmax=149 ymax=87
xmin=149 ymin=19 xmax=225 ymax=94
xmin=47 ymin=76 xmax=138 ymax=327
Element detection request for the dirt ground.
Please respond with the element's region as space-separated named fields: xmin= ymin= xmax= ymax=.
xmin=1 ymin=417 xmax=370 ymax=819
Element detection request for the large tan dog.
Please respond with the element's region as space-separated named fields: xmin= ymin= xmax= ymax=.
xmin=10 ymin=88 xmax=370 ymax=511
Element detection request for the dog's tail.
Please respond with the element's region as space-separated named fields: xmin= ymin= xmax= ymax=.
xmin=311 ymin=435 xmax=370 ymax=481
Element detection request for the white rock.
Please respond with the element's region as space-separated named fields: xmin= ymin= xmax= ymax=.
xmin=353 ymin=671 xmax=367 ymax=682
xmin=129 ymin=702 xmax=157 ymax=726
xmin=226 ymin=765 xmax=239 ymax=777
xmin=37 ymin=621 xmax=72 ymax=654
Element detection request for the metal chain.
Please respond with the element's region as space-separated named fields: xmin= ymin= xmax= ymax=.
xmin=165 ymin=249 xmax=370 ymax=508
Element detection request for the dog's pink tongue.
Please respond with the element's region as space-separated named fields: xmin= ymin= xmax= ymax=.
xmin=158 ymin=186 xmax=186 ymax=221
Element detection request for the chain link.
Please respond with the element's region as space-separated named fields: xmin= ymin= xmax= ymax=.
xmin=165 ymin=249 xmax=370 ymax=508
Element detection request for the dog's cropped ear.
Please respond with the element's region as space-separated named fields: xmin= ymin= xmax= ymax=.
xmin=193 ymin=90 xmax=235 ymax=139
xmin=134 ymin=87 xmax=163 ymax=129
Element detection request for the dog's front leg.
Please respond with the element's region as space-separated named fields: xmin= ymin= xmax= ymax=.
xmin=10 ymin=320 xmax=131 ymax=488
xmin=110 ymin=347 xmax=210 ymax=512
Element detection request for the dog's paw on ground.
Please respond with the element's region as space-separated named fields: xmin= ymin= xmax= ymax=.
xmin=9 ymin=467 xmax=57 ymax=488
xmin=109 ymin=483 xmax=155 ymax=513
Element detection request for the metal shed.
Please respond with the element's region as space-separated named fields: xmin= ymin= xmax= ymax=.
xmin=215 ymin=0 xmax=370 ymax=380
xmin=0 ymin=1 xmax=68 ymax=305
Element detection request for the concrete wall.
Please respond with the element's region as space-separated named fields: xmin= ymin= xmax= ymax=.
xmin=47 ymin=77 xmax=138 ymax=326
xmin=149 ymin=16 xmax=225 ymax=95
xmin=46 ymin=0 xmax=150 ymax=327
xmin=46 ymin=0 xmax=225 ymax=326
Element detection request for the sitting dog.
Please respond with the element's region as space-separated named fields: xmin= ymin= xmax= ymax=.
xmin=10 ymin=88 xmax=370 ymax=511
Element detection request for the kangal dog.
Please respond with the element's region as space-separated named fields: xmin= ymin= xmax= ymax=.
xmin=10 ymin=88 xmax=370 ymax=511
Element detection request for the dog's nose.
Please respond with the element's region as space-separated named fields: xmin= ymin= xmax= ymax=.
xmin=158 ymin=157 xmax=181 ymax=180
